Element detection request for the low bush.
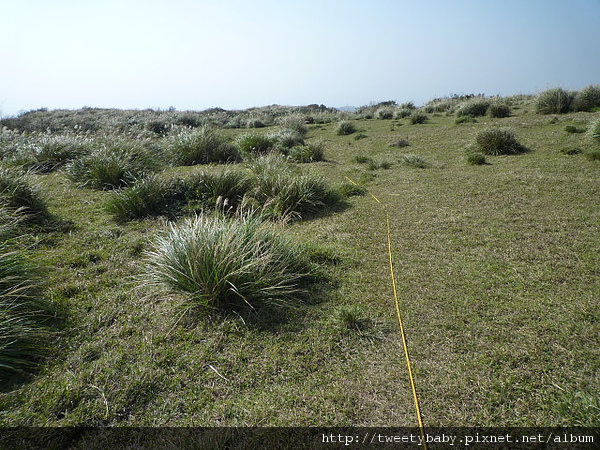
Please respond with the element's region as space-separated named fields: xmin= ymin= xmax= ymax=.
xmin=144 ymin=214 xmax=313 ymax=311
xmin=376 ymin=107 xmax=395 ymax=120
xmin=474 ymin=127 xmax=525 ymax=155
xmin=275 ymin=114 xmax=308 ymax=137
xmin=67 ymin=143 xmax=159 ymax=189
xmin=336 ymin=121 xmax=357 ymax=136
xmin=168 ymin=127 xmax=239 ymax=165
xmin=572 ymin=85 xmax=600 ymax=112
xmin=105 ymin=174 xmax=173 ymax=222
xmin=536 ymin=87 xmax=574 ymax=114
xmin=269 ymin=128 xmax=305 ymax=150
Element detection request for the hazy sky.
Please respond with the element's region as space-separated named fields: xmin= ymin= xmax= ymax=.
xmin=2 ymin=0 xmax=599 ymax=116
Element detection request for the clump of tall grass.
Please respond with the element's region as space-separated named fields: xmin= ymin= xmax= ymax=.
xmin=269 ymin=128 xmax=305 ymax=151
xmin=536 ymin=87 xmax=574 ymax=114
xmin=572 ymin=85 xmax=600 ymax=112
xmin=409 ymin=111 xmax=428 ymax=124
xmin=168 ymin=126 xmax=239 ymax=165
xmin=456 ymin=99 xmax=491 ymax=117
xmin=588 ymin=120 xmax=600 ymax=144
xmin=336 ymin=120 xmax=357 ymax=136
xmin=106 ymin=169 xmax=254 ymax=222
xmin=235 ymin=133 xmax=276 ymax=157
xmin=0 ymin=213 xmax=49 ymax=378
xmin=286 ymin=140 xmax=325 ymax=163
xmin=376 ymin=107 xmax=395 ymax=120
xmin=67 ymin=143 xmax=159 ymax=189
xmin=143 ymin=214 xmax=312 ymax=311
xmin=0 ymin=168 xmax=49 ymax=222
xmin=399 ymin=154 xmax=430 ymax=168
xmin=465 ymin=151 xmax=487 ymax=165
xmin=488 ymin=101 xmax=511 ymax=118
xmin=275 ymin=114 xmax=308 ymax=137
xmin=474 ymin=127 xmax=525 ymax=155
xmin=248 ymin=154 xmax=339 ymax=220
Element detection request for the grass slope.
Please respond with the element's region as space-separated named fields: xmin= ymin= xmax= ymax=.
xmin=0 ymin=103 xmax=598 ymax=427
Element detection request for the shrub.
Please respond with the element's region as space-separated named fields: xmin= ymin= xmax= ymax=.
xmin=488 ymin=102 xmax=511 ymax=118
xmin=394 ymin=109 xmax=412 ymax=119
xmin=409 ymin=111 xmax=428 ymax=124
xmin=235 ymin=133 xmax=276 ymax=157
xmin=588 ymin=120 xmax=600 ymax=143
xmin=245 ymin=117 xmax=266 ymax=128
xmin=67 ymin=144 xmax=159 ymax=189
xmin=474 ymin=127 xmax=525 ymax=155
xmin=456 ymin=99 xmax=491 ymax=117
xmin=572 ymin=85 xmax=600 ymax=112
xmin=336 ymin=120 xmax=357 ymax=136
xmin=168 ymin=127 xmax=239 ymax=165
xmin=0 ymin=168 xmax=49 ymax=222
xmin=144 ymin=214 xmax=312 ymax=311
xmin=536 ymin=87 xmax=574 ymax=114
xmin=466 ymin=152 xmax=487 ymax=165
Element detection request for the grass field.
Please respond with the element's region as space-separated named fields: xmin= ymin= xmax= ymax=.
xmin=0 ymin=96 xmax=598 ymax=427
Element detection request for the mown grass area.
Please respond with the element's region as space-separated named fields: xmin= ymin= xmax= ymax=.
xmin=0 ymin=98 xmax=598 ymax=427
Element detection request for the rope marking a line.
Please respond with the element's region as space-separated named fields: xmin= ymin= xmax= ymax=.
xmin=345 ymin=177 xmax=426 ymax=446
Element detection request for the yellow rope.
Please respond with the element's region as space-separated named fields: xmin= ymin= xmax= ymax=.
xmin=346 ymin=177 xmax=427 ymax=446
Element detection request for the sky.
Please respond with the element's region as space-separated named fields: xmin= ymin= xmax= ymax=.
xmin=1 ymin=0 xmax=599 ymax=116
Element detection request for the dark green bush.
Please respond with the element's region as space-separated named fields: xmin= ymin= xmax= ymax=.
xmin=488 ymin=102 xmax=511 ymax=118
xmin=336 ymin=121 xmax=357 ymax=135
xmin=409 ymin=111 xmax=428 ymax=124
xmin=235 ymin=133 xmax=276 ymax=156
xmin=457 ymin=99 xmax=491 ymax=117
xmin=0 ymin=168 xmax=49 ymax=222
xmin=466 ymin=152 xmax=487 ymax=165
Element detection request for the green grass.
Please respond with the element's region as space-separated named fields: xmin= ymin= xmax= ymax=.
xmin=0 ymin=99 xmax=598 ymax=429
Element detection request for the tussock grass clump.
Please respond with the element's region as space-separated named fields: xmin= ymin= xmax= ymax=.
xmin=106 ymin=169 xmax=254 ymax=222
xmin=399 ymin=154 xmax=429 ymax=168
xmin=144 ymin=214 xmax=312 ymax=311
xmin=105 ymin=174 xmax=173 ymax=222
xmin=536 ymin=87 xmax=574 ymax=114
xmin=376 ymin=107 xmax=395 ymax=120
xmin=249 ymin=154 xmax=339 ymax=220
xmin=338 ymin=182 xmax=367 ymax=197
xmin=588 ymin=120 xmax=600 ymax=144
xmin=336 ymin=120 xmax=357 ymax=136
xmin=67 ymin=143 xmax=159 ymax=190
xmin=269 ymin=128 xmax=305 ymax=150
xmin=455 ymin=115 xmax=477 ymax=124
xmin=572 ymin=84 xmax=600 ymax=112
xmin=564 ymin=125 xmax=586 ymax=134
xmin=465 ymin=151 xmax=487 ymax=165
xmin=585 ymin=149 xmax=600 ymax=161
xmin=456 ymin=98 xmax=491 ymax=117
xmin=287 ymin=140 xmax=325 ymax=163
xmin=488 ymin=102 xmax=511 ymax=118
xmin=275 ymin=114 xmax=308 ymax=137
xmin=168 ymin=127 xmax=239 ymax=165
xmin=474 ymin=127 xmax=525 ymax=156
xmin=235 ymin=133 xmax=276 ymax=157
xmin=0 ymin=217 xmax=48 ymax=378
xmin=0 ymin=168 xmax=49 ymax=222
xmin=409 ymin=111 xmax=428 ymax=124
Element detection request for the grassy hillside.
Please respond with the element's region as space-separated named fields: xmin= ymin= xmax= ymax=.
xmin=0 ymin=94 xmax=598 ymax=427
